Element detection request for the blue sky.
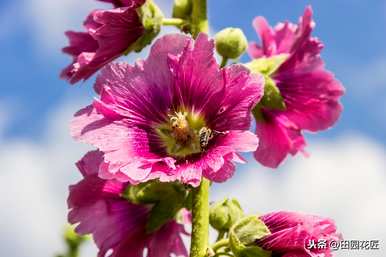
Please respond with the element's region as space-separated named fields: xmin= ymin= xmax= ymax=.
xmin=0 ymin=1 xmax=386 ymax=257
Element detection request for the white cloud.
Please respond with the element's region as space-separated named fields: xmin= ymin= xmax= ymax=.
xmin=21 ymin=0 xmax=105 ymax=55
xmin=212 ymin=134 xmax=386 ymax=257
xmin=0 ymin=98 xmax=95 ymax=257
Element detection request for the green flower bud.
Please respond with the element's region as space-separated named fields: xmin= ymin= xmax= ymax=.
xmin=215 ymin=28 xmax=248 ymax=59
xmin=210 ymin=198 xmax=244 ymax=231
xmin=172 ymin=0 xmax=192 ymax=19
xmin=64 ymin=225 xmax=88 ymax=248
xmin=229 ymin=216 xmax=272 ymax=257
xmin=56 ymin=225 xmax=89 ymax=257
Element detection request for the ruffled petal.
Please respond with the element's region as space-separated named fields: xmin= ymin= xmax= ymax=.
xmin=93 ymin=33 xmax=190 ymax=126
xmin=147 ymin=221 xmax=189 ymax=257
xmin=258 ymin=211 xmax=341 ymax=257
xmin=277 ymin=69 xmax=344 ymax=132
xmin=76 ymin=150 xmax=104 ymax=177
xmin=248 ymin=6 xmax=320 ymax=59
xmin=201 ymin=130 xmax=259 ymax=182
xmin=211 ymin=64 xmax=264 ymax=131
xmin=253 ymin=113 xmax=305 ymax=168
xmin=168 ymin=33 xmax=225 ymax=120
xmin=67 ymin=171 xmax=148 ymax=257
xmin=61 ymin=7 xmax=144 ymax=84
xmin=71 ymin=105 xmax=176 ymax=184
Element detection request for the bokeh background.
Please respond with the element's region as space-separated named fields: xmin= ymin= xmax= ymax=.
xmin=1 ymin=0 xmax=385 ymax=257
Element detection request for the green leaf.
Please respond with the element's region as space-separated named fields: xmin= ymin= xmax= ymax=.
xmin=229 ymin=216 xmax=272 ymax=257
xmin=146 ymin=196 xmax=185 ymax=233
xmin=122 ymin=180 xmax=189 ymax=233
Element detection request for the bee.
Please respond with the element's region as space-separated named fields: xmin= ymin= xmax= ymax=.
xmin=198 ymin=127 xmax=214 ymax=149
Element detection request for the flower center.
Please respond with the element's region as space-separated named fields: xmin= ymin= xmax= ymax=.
xmin=155 ymin=110 xmax=213 ymax=158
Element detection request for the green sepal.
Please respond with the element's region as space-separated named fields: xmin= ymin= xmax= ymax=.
xmin=124 ymin=0 xmax=163 ymax=54
xmin=210 ymin=198 xmax=244 ymax=232
xmin=229 ymin=216 xmax=272 ymax=257
xmin=261 ymin=76 xmax=286 ymax=110
xmin=172 ymin=0 xmax=192 ymax=19
xmin=246 ymin=55 xmax=288 ymax=113
xmin=245 ymin=54 xmax=288 ymax=76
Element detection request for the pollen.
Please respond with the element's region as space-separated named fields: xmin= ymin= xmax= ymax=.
xmin=155 ymin=109 xmax=209 ymax=158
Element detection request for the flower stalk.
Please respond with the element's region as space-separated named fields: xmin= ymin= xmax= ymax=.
xmin=162 ymin=18 xmax=186 ymax=26
xmin=211 ymin=238 xmax=229 ymax=252
xmin=190 ymin=178 xmax=210 ymax=257
xmin=191 ymin=0 xmax=209 ymax=37
xmin=189 ymin=1 xmax=210 ymax=257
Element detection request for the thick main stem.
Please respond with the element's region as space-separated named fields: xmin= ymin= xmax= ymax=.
xmin=191 ymin=0 xmax=209 ymax=38
xmin=190 ymin=1 xmax=209 ymax=257
xmin=190 ymin=178 xmax=210 ymax=257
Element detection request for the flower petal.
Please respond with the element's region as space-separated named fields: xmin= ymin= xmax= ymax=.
xmin=211 ymin=64 xmax=264 ymax=131
xmin=253 ymin=113 xmax=305 ymax=168
xmin=61 ymin=7 xmax=144 ymax=84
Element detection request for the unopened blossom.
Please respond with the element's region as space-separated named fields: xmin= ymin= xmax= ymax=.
xmin=257 ymin=211 xmax=341 ymax=257
xmin=68 ymin=150 xmax=190 ymax=257
xmin=71 ymin=33 xmax=263 ymax=186
xmin=61 ymin=0 xmax=146 ymax=84
xmin=247 ymin=6 xmax=345 ymax=168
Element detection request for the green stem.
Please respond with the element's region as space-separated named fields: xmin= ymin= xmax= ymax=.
xmin=191 ymin=0 xmax=209 ymax=38
xmin=162 ymin=18 xmax=186 ymax=26
xmin=216 ymin=231 xmax=226 ymax=242
xmin=189 ymin=1 xmax=209 ymax=257
xmin=190 ymin=178 xmax=210 ymax=257
xmin=211 ymin=239 xmax=230 ymax=252
xmin=220 ymin=57 xmax=228 ymax=68
xmin=212 ymin=253 xmax=234 ymax=257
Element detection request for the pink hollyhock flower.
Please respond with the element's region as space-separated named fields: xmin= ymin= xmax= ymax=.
xmin=68 ymin=150 xmax=190 ymax=257
xmin=248 ymin=6 xmax=345 ymax=168
xmin=71 ymin=33 xmax=263 ymax=186
xmin=97 ymin=0 xmax=139 ymax=8
xmin=257 ymin=211 xmax=341 ymax=257
xmin=61 ymin=0 xmax=146 ymax=84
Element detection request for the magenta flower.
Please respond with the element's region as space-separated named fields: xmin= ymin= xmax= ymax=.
xmin=61 ymin=0 xmax=145 ymax=84
xmin=97 ymin=0 xmax=136 ymax=7
xmin=68 ymin=150 xmax=190 ymax=257
xmin=248 ymin=6 xmax=345 ymax=168
xmin=257 ymin=211 xmax=341 ymax=257
xmin=71 ymin=33 xmax=263 ymax=186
